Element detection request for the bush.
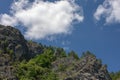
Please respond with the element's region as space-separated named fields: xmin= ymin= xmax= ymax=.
xmin=68 ymin=51 xmax=79 ymax=60
xmin=58 ymin=64 xmax=66 ymax=71
xmin=16 ymin=48 xmax=58 ymax=80
xmin=55 ymin=48 xmax=67 ymax=58
xmin=9 ymin=50 xmax=14 ymax=55
xmin=0 ymin=50 xmax=3 ymax=54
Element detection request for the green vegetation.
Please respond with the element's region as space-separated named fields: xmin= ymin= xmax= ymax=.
xmin=1 ymin=24 xmax=116 ymax=80
xmin=82 ymin=51 xmax=96 ymax=58
xmin=55 ymin=48 xmax=67 ymax=58
xmin=110 ymin=71 xmax=120 ymax=80
xmin=15 ymin=45 xmax=81 ymax=80
xmin=58 ymin=64 xmax=66 ymax=71
xmin=0 ymin=50 xmax=3 ymax=54
xmin=16 ymin=48 xmax=58 ymax=80
xmin=68 ymin=50 xmax=79 ymax=60
xmin=9 ymin=50 xmax=14 ymax=55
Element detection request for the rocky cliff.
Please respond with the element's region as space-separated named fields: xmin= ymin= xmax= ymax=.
xmin=0 ymin=25 xmax=31 ymax=60
xmin=0 ymin=25 xmax=43 ymax=79
xmin=0 ymin=25 xmax=112 ymax=80
xmin=52 ymin=52 xmax=111 ymax=80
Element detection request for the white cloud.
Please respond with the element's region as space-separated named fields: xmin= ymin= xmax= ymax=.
xmin=0 ymin=0 xmax=84 ymax=40
xmin=0 ymin=14 xmax=17 ymax=26
xmin=94 ymin=0 xmax=120 ymax=24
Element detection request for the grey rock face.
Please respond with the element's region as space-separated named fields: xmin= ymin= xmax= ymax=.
xmin=0 ymin=25 xmax=112 ymax=80
xmin=52 ymin=52 xmax=112 ymax=80
xmin=0 ymin=25 xmax=29 ymax=79
xmin=0 ymin=25 xmax=29 ymax=60
xmin=27 ymin=41 xmax=43 ymax=58
xmin=0 ymin=25 xmax=43 ymax=79
xmin=0 ymin=25 xmax=43 ymax=60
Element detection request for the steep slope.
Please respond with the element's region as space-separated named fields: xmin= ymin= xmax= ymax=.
xmin=0 ymin=25 xmax=43 ymax=79
xmin=0 ymin=25 xmax=29 ymax=79
xmin=52 ymin=52 xmax=111 ymax=80
xmin=0 ymin=25 xmax=31 ymax=60
xmin=0 ymin=25 xmax=112 ymax=80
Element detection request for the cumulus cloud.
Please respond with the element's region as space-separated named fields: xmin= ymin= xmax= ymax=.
xmin=0 ymin=14 xmax=17 ymax=26
xmin=0 ymin=0 xmax=84 ymax=40
xmin=94 ymin=0 xmax=120 ymax=24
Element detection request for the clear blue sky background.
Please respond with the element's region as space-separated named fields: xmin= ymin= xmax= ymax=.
xmin=0 ymin=0 xmax=120 ymax=72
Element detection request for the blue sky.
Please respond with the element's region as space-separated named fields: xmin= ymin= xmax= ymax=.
xmin=0 ymin=0 xmax=120 ymax=72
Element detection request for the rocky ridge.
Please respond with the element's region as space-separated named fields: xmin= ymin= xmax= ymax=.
xmin=0 ymin=25 xmax=112 ymax=80
xmin=0 ymin=25 xmax=43 ymax=79
xmin=52 ymin=52 xmax=111 ymax=80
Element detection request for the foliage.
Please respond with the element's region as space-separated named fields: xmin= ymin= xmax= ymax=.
xmin=0 ymin=50 xmax=3 ymax=54
xmin=55 ymin=48 xmax=67 ymax=58
xmin=58 ymin=64 xmax=66 ymax=71
xmin=110 ymin=71 xmax=120 ymax=80
xmin=68 ymin=50 xmax=79 ymax=60
xmin=9 ymin=50 xmax=14 ymax=55
xmin=16 ymin=48 xmax=58 ymax=80
xmin=81 ymin=51 xmax=96 ymax=58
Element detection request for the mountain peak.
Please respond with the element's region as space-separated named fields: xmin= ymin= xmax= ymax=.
xmin=52 ymin=51 xmax=112 ymax=80
xmin=0 ymin=25 xmax=28 ymax=59
xmin=0 ymin=25 xmax=112 ymax=80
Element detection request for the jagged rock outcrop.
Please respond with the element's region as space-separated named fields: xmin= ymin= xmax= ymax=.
xmin=0 ymin=25 xmax=43 ymax=79
xmin=27 ymin=41 xmax=44 ymax=58
xmin=0 ymin=25 xmax=112 ymax=80
xmin=0 ymin=25 xmax=43 ymax=60
xmin=0 ymin=25 xmax=29 ymax=79
xmin=52 ymin=52 xmax=112 ymax=80
xmin=0 ymin=25 xmax=29 ymax=60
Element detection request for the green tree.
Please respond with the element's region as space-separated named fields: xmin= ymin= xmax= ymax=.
xmin=68 ymin=51 xmax=79 ymax=60
xmin=16 ymin=48 xmax=58 ymax=80
xmin=55 ymin=48 xmax=66 ymax=58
